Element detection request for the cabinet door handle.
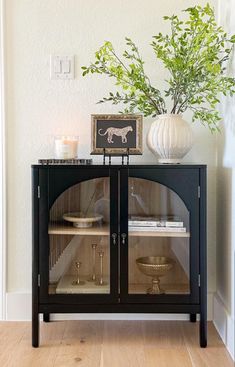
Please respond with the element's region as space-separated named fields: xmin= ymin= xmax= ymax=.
xmin=112 ymin=233 xmax=117 ymax=245
xmin=121 ymin=233 xmax=127 ymax=245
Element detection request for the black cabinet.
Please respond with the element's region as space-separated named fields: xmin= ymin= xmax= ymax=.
xmin=32 ymin=164 xmax=207 ymax=347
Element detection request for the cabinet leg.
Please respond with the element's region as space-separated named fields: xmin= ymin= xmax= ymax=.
xmin=43 ymin=313 xmax=50 ymax=323
xmin=190 ymin=314 xmax=196 ymax=322
xmin=200 ymin=312 xmax=207 ymax=348
xmin=32 ymin=312 xmax=39 ymax=348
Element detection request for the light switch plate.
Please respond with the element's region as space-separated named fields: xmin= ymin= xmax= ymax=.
xmin=50 ymin=55 xmax=75 ymax=80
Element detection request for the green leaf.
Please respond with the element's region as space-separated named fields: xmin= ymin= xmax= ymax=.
xmin=230 ymin=35 xmax=235 ymax=43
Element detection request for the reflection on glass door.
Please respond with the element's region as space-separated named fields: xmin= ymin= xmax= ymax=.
xmin=48 ymin=178 xmax=110 ymax=295
xmin=128 ymin=178 xmax=190 ymax=295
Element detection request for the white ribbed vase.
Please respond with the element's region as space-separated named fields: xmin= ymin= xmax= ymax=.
xmin=147 ymin=114 xmax=193 ymax=163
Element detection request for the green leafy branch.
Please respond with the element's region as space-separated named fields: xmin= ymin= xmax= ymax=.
xmin=82 ymin=39 xmax=166 ymax=116
xmin=82 ymin=3 xmax=235 ymax=132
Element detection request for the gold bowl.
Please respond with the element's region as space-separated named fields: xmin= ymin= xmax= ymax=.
xmin=136 ymin=256 xmax=175 ymax=294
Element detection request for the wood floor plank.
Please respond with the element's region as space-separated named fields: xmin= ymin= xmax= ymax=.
xmin=101 ymin=320 xmax=146 ymax=367
xmin=0 ymin=322 xmax=28 ymax=366
xmin=143 ymin=320 xmax=185 ymax=348
xmin=182 ymin=322 xmax=234 ymax=367
xmin=4 ymin=321 xmax=66 ymax=367
xmin=143 ymin=321 xmax=193 ymax=367
xmin=54 ymin=320 xmax=103 ymax=367
xmin=144 ymin=348 xmax=193 ymax=367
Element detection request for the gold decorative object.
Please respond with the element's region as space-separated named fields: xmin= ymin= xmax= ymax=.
xmin=87 ymin=243 xmax=97 ymax=282
xmin=72 ymin=261 xmax=85 ymax=286
xmin=95 ymin=250 xmax=107 ymax=286
xmin=136 ymin=256 xmax=175 ymax=294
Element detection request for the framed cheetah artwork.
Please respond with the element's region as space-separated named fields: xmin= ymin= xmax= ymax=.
xmin=91 ymin=114 xmax=143 ymax=155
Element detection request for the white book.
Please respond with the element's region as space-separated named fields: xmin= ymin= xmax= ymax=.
xmin=128 ymin=220 xmax=159 ymax=227
xmin=128 ymin=215 xmax=184 ymax=228
xmin=128 ymin=226 xmax=187 ymax=232
xmin=165 ymin=221 xmax=184 ymax=227
xmin=128 ymin=220 xmax=184 ymax=227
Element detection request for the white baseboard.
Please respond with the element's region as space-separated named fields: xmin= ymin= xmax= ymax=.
xmin=6 ymin=292 xmax=31 ymax=321
xmin=213 ymin=293 xmax=234 ymax=361
xmin=6 ymin=291 xmax=214 ymax=322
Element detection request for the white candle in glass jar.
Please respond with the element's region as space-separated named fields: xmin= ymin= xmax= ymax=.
xmin=54 ymin=136 xmax=78 ymax=159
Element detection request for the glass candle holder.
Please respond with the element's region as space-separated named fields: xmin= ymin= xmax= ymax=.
xmin=54 ymin=135 xmax=78 ymax=159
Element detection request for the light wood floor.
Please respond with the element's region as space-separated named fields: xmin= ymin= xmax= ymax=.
xmin=0 ymin=321 xmax=233 ymax=367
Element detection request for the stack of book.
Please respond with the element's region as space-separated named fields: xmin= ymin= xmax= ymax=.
xmin=128 ymin=215 xmax=186 ymax=232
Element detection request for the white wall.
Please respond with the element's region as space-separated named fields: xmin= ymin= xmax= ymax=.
xmin=214 ymin=0 xmax=235 ymax=360
xmin=0 ymin=0 xmax=6 ymax=320
xmin=5 ymin=0 xmax=217 ymax=318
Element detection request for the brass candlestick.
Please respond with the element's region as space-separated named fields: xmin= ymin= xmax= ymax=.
xmin=72 ymin=261 xmax=85 ymax=286
xmin=87 ymin=243 xmax=97 ymax=281
xmin=95 ymin=250 xmax=107 ymax=286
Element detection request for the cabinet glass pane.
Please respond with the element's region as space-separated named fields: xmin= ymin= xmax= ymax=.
xmin=128 ymin=178 xmax=190 ymax=295
xmin=48 ymin=178 xmax=110 ymax=294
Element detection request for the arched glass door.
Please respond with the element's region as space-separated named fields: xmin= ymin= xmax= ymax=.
xmin=128 ymin=178 xmax=190 ymax=295
xmin=47 ymin=177 xmax=111 ymax=295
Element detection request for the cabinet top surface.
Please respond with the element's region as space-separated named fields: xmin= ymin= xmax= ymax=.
xmin=32 ymin=162 xmax=207 ymax=169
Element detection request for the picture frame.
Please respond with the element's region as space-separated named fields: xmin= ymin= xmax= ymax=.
xmin=91 ymin=114 xmax=143 ymax=155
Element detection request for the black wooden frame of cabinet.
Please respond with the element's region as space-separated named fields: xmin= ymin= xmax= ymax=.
xmin=32 ymin=164 xmax=207 ymax=348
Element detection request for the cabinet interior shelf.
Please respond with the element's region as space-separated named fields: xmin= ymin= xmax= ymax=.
xmin=48 ymin=224 xmax=190 ymax=238
xmin=48 ymin=282 xmax=189 ymax=295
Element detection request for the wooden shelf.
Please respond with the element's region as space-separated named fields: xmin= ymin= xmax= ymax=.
xmin=55 ymin=275 xmax=110 ymax=294
xmin=48 ymin=224 xmax=109 ymax=236
xmin=129 ymin=230 xmax=190 ymax=238
xmin=48 ymin=223 xmax=190 ymax=238
xmin=129 ymin=283 xmax=190 ymax=294
xmin=49 ymin=281 xmax=189 ymax=295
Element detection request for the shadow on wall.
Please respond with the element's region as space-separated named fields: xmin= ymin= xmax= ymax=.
xmin=216 ymin=166 xmax=233 ymax=314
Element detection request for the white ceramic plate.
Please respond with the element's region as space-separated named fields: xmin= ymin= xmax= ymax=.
xmin=63 ymin=212 xmax=103 ymax=228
